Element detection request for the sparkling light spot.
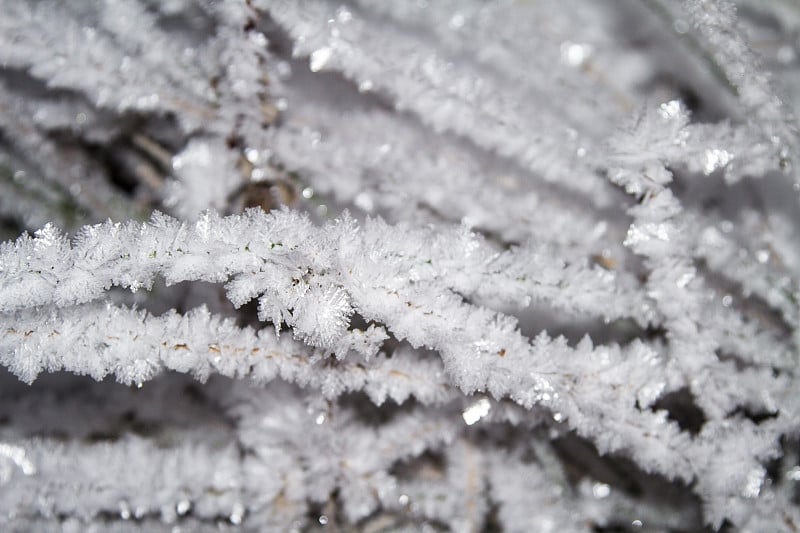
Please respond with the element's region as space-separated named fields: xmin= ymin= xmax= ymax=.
xmin=592 ymin=482 xmax=610 ymax=499
xmin=561 ymin=42 xmax=593 ymax=66
xmin=310 ymin=47 xmax=333 ymax=72
xmin=703 ymin=148 xmax=732 ymax=175
xmin=658 ymin=100 xmax=682 ymax=119
xmin=462 ymin=398 xmax=491 ymax=425
xmin=245 ymin=148 xmax=260 ymax=164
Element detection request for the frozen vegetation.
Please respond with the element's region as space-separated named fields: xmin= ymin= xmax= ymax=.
xmin=0 ymin=1 xmax=800 ymax=531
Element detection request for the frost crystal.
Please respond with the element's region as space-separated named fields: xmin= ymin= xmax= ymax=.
xmin=0 ymin=1 xmax=800 ymax=531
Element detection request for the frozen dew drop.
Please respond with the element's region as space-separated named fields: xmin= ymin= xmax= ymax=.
xmin=310 ymin=47 xmax=333 ymax=72
xmin=230 ymin=502 xmax=245 ymax=525
xmin=721 ymin=294 xmax=733 ymax=307
xmin=632 ymin=519 xmax=643 ymax=528
xmin=119 ymin=501 xmax=131 ymax=520
xmin=249 ymin=32 xmax=268 ymax=47
xmin=560 ymin=42 xmax=593 ymax=66
xmin=462 ymin=398 xmax=491 ymax=425
xmin=318 ymin=514 xmax=329 ymax=525
xmin=658 ymin=100 xmax=682 ymax=119
xmin=317 ymin=204 xmax=328 ymax=217
xmin=302 ymin=187 xmax=314 ymax=199
xmin=398 ymin=494 xmax=409 ymax=506
xmin=673 ymin=19 xmax=689 ymax=34
xmin=245 ymin=148 xmax=260 ymax=164
xmin=315 ymin=413 xmax=326 ymax=425
xmin=76 ymin=112 xmax=87 ymax=125
xmin=756 ymin=249 xmax=770 ymax=263
xmin=0 ymin=443 xmax=36 ymax=476
xmin=358 ymin=80 xmax=374 ymax=92
xmin=176 ymin=499 xmax=191 ymax=516
xmin=592 ymin=482 xmax=611 ymax=499
xmin=702 ymin=148 xmax=732 ymax=175
xmin=786 ymin=466 xmax=800 ymax=481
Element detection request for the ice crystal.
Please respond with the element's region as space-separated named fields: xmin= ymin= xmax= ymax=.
xmin=0 ymin=0 xmax=799 ymax=531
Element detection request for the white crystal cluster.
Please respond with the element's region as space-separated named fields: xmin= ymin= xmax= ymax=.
xmin=0 ymin=1 xmax=799 ymax=531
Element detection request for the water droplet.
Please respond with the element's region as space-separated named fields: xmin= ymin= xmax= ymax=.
xmin=76 ymin=112 xmax=87 ymax=125
xmin=632 ymin=519 xmax=643 ymax=528
xmin=722 ymin=294 xmax=733 ymax=307
xmin=310 ymin=47 xmax=333 ymax=72
xmin=302 ymin=187 xmax=314 ymax=199
xmin=756 ymin=249 xmax=770 ymax=263
xmin=358 ymin=80 xmax=374 ymax=92
xmin=119 ymin=502 xmax=131 ymax=520
xmin=317 ymin=204 xmax=328 ymax=217
xmin=398 ymin=494 xmax=409 ymax=506
xmin=318 ymin=515 xmax=329 ymax=525
xmin=315 ymin=413 xmax=326 ymax=425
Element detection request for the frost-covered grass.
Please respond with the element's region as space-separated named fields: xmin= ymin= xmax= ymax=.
xmin=0 ymin=0 xmax=799 ymax=531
